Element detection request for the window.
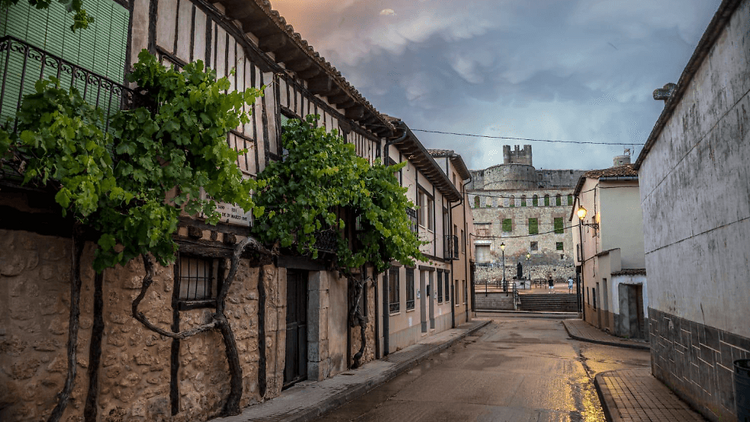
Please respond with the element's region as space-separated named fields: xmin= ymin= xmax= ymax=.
xmin=502 ymin=218 xmax=512 ymax=232
xmin=406 ymin=268 xmax=415 ymax=310
xmin=567 ymin=194 xmax=573 ymax=205
xmin=556 ymin=194 xmax=562 ymax=206
xmin=388 ymin=268 xmax=400 ymax=313
xmin=407 ymin=207 xmax=418 ymax=234
xmin=177 ymin=256 xmax=222 ymax=308
xmin=474 ymin=196 xmax=480 ymax=208
xmin=461 ymin=229 xmax=465 ymax=254
xmin=463 ymin=281 xmax=467 ymax=304
xmin=530 ymin=241 xmax=538 ymax=251
xmin=532 ymin=195 xmax=538 ymax=207
xmin=554 ymin=217 xmax=564 ymax=234
xmin=445 ymin=273 xmax=450 ymax=302
xmin=544 ymin=195 xmax=550 ymax=206
xmin=556 ymin=242 xmax=564 ymax=251
xmin=437 ymin=271 xmax=443 ymax=303
xmin=521 ymin=195 xmax=527 ymax=207
xmin=418 ymin=190 xmax=434 ymax=230
xmin=509 ymin=195 xmax=515 ymax=207
xmin=528 ymin=218 xmax=538 ymax=235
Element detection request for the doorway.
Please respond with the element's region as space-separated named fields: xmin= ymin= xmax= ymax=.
xmin=284 ymin=269 xmax=308 ymax=388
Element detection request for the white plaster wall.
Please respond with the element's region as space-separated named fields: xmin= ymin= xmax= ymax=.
xmin=610 ymin=274 xmax=648 ymax=319
xmin=599 ymin=182 xmax=645 ymax=269
xmin=638 ymin=0 xmax=750 ymax=338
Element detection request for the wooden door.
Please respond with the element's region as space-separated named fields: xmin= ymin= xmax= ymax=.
xmin=283 ymin=270 xmax=308 ymax=388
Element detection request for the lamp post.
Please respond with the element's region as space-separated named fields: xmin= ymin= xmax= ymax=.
xmin=576 ymin=205 xmax=593 ymax=319
xmin=526 ymin=252 xmax=531 ymax=289
xmin=500 ymin=243 xmax=506 ymax=292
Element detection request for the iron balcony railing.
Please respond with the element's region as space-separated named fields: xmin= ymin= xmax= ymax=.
xmin=406 ymin=207 xmax=418 ymax=234
xmin=444 ymin=234 xmax=459 ymax=260
xmin=0 ymin=36 xmax=142 ymax=134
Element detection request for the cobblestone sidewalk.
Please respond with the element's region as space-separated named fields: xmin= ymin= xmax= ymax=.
xmin=596 ymin=368 xmax=706 ymax=421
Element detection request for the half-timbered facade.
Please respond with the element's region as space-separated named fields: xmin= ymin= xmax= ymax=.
xmin=0 ymin=1 xmax=478 ymax=421
xmin=378 ymin=121 xmax=473 ymax=354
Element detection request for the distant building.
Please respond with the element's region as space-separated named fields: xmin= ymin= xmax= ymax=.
xmin=467 ymin=145 xmax=585 ymax=286
xmin=570 ymin=157 xmax=646 ymax=339
xmin=635 ymin=0 xmax=750 ymax=420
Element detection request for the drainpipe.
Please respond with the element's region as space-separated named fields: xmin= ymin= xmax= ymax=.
xmin=380 ymin=121 xmax=409 ymax=356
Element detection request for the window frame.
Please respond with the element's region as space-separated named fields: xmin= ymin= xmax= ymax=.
xmin=388 ymin=268 xmax=400 ymax=314
xmin=528 ymin=218 xmax=539 ymax=235
xmin=175 ymin=254 xmax=224 ymax=310
xmin=405 ymin=268 xmax=415 ymax=311
xmin=554 ymin=217 xmax=564 ymax=234
xmin=502 ymin=218 xmax=512 ymax=232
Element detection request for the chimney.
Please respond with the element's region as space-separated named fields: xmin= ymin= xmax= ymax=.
xmin=613 ymin=148 xmax=631 ymax=166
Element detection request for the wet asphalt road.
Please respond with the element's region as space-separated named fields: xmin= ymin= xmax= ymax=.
xmin=314 ymin=314 xmax=650 ymax=422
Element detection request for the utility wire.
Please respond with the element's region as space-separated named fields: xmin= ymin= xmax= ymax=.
xmin=412 ymin=129 xmax=644 ymax=146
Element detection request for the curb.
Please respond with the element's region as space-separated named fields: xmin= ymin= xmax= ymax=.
xmin=594 ymin=371 xmax=616 ymax=422
xmin=562 ymin=320 xmax=650 ymax=350
xmin=281 ymin=319 xmax=492 ymax=422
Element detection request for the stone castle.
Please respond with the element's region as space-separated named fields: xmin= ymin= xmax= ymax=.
xmin=468 ymin=145 xmax=585 ymax=285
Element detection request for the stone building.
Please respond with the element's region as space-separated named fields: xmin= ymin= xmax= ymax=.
xmin=467 ymin=145 xmax=584 ymax=286
xmin=569 ymin=158 xmax=646 ymax=339
xmin=635 ymin=0 xmax=750 ymax=420
xmin=0 ymin=1 xmax=463 ymax=422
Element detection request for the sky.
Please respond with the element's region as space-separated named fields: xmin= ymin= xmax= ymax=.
xmin=270 ymin=0 xmax=722 ymax=171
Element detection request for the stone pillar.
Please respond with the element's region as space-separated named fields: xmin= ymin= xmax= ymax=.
xmin=307 ymin=271 xmax=330 ymax=381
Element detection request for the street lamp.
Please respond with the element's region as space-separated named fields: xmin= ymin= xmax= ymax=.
xmin=525 ymin=252 xmax=531 ymax=289
xmin=501 ymin=242 xmax=506 ymax=293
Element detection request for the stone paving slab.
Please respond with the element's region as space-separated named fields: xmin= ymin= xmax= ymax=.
xmin=596 ymin=368 xmax=706 ymax=422
xmin=213 ymin=319 xmax=491 ymax=422
xmin=563 ymin=319 xmax=650 ymax=350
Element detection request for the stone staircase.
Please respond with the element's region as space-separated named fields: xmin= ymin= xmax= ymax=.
xmin=518 ymin=294 xmax=577 ymax=312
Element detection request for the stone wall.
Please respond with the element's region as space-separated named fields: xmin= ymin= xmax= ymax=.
xmin=649 ymin=308 xmax=749 ymax=422
xmin=0 ymin=229 xmax=286 ymax=422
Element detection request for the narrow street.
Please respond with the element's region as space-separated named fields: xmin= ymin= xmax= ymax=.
xmin=314 ymin=314 xmax=650 ymax=422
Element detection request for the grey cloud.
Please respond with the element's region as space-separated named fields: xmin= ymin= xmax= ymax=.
xmin=271 ymin=0 xmax=722 ymax=170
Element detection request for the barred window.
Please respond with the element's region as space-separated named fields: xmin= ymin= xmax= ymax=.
xmin=406 ymin=268 xmax=415 ymax=310
xmin=177 ymin=256 xmax=221 ymax=308
xmin=437 ymin=271 xmax=443 ymax=303
xmin=388 ymin=268 xmax=400 ymax=313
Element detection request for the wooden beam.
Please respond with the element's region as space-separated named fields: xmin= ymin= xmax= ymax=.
xmin=345 ymin=105 xmax=365 ymax=120
xmin=307 ymin=76 xmax=333 ymax=95
xmin=327 ymin=91 xmax=350 ymax=104
xmin=297 ymin=66 xmax=322 ymax=79
xmin=258 ymin=32 xmax=288 ymax=52
xmin=275 ymin=48 xmax=303 ymax=64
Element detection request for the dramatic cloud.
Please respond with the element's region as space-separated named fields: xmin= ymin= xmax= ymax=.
xmin=271 ymin=0 xmax=722 ymax=171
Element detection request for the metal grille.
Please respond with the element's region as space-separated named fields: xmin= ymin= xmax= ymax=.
xmin=388 ymin=268 xmax=399 ymax=313
xmin=406 ymin=207 xmax=418 ymax=234
xmin=0 ymin=36 xmax=143 ymax=134
xmin=406 ymin=268 xmax=415 ymax=310
xmin=178 ymin=256 xmax=215 ymax=301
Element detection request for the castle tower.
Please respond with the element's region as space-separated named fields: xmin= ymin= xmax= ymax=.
xmin=502 ymin=144 xmax=533 ymax=166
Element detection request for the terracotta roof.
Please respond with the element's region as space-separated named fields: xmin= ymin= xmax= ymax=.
xmin=611 ymin=269 xmax=647 ymax=276
xmin=427 ymin=149 xmax=455 ymax=157
xmin=582 ymin=164 xmax=638 ymax=179
xmin=212 ymin=0 xmax=394 ymax=137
